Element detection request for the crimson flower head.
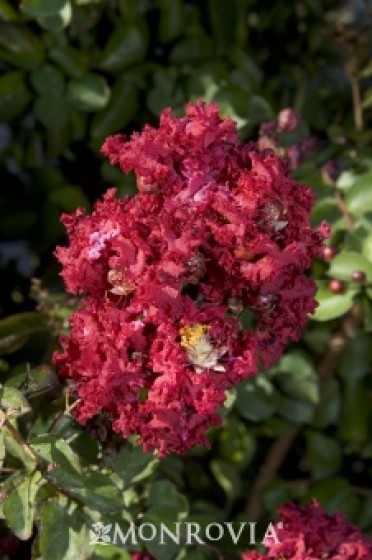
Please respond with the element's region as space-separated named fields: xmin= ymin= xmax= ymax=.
xmin=54 ymin=101 xmax=328 ymax=456
xmin=242 ymin=500 xmax=372 ymax=559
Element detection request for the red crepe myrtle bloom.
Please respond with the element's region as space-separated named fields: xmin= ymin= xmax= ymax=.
xmin=242 ymin=500 xmax=372 ymax=559
xmin=54 ymin=101 xmax=329 ymax=456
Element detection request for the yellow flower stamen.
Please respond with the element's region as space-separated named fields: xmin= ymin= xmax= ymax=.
xmin=179 ymin=324 xmax=210 ymax=350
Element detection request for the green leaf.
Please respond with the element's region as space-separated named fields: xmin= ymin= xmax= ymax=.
xmin=361 ymin=232 xmax=372 ymax=263
xmin=36 ymin=438 xmax=85 ymax=489
xmin=40 ymin=501 xmax=92 ymax=560
xmin=50 ymin=45 xmax=87 ymax=78
xmin=0 ymin=312 xmax=48 ymax=355
xmin=218 ymin=418 xmax=256 ymax=467
xmin=207 ymin=0 xmax=237 ymax=48
xmin=91 ymin=546 xmax=131 ymax=560
xmin=170 ymin=31 xmax=214 ymax=63
xmin=262 ymin=478 xmax=291 ymax=511
xmin=345 ymin=172 xmax=372 ymax=215
xmin=20 ymin=0 xmax=67 ymax=17
xmin=275 ymin=351 xmax=319 ymax=404
xmin=328 ymin=251 xmax=372 ymax=281
xmin=36 ymin=0 xmax=71 ymax=30
xmin=235 ymin=376 xmax=276 ymax=421
xmin=148 ymin=481 xmax=188 ymax=520
xmin=0 ymin=72 xmax=31 ymax=121
xmin=304 ymin=478 xmax=359 ymax=519
xmin=3 ymin=471 xmax=42 ymax=539
xmin=106 ymin=444 xmax=158 ymax=487
xmin=48 ymin=185 xmax=90 ymax=211
xmin=34 ymin=94 xmax=69 ymax=130
xmin=210 ymin=460 xmax=241 ymax=499
xmin=100 ymin=26 xmax=148 ymax=72
xmin=91 ymin=79 xmax=138 ymax=139
xmin=0 ymin=386 xmax=31 ymax=416
xmin=67 ymin=74 xmax=110 ymax=112
xmin=338 ymin=331 xmax=372 ymax=380
xmin=276 ymin=393 xmax=315 ymax=424
xmin=2 ymin=425 xmax=37 ymax=467
xmin=311 ymin=379 xmax=340 ymax=429
xmin=213 ymin=85 xmax=249 ymax=129
xmin=339 ymin=379 xmax=370 ymax=444
xmin=312 ymin=286 xmax=354 ymax=321
xmin=306 ymin=431 xmax=342 ymax=480
xmin=247 ymin=94 xmax=273 ymax=125
xmin=0 ymin=23 xmax=44 ymax=69
xmin=31 ymin=64 xmax=65 ymax=96
xmin=0 ymin=0 xmax=20 ymax=21
xmin=156 ymin=0 xmax=185 ymax=43
xmin=70 ymin=472 xmax=125 ymax=511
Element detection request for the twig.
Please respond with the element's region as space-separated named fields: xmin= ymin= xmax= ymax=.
xmin=245 ymin=427 xmax=300 ymax=519
xmin=349 ymin=74 xmax=364 ymax=132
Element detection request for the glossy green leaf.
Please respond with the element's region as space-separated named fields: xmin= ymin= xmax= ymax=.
xmin=0 ymin=386 xmax=31 ymax=416
xmin=170 ymin=31 xmax=214 ymax=63
xmin=339 ymin=379 xmax=370 ymax=444
xmin=67 ymin=74 xmax=110 ymax=112
xmin=218 ymin=418 xmax=256 ymax=467
xmin=328 ymin=251 xmax=372 ymax=281
xmin=0 ymin=0 xmax=20 ymax=21
xmin=106 ymin=444 xmax=158 ymax=487
xmin=207 ymin=0 xmax=237 ymax=48
xmin=50 ymin=45 xmax=87 ymax=78
xmin=304 ymin=478 xmax=359 ymax=518
xmin=20 ymin=0 xmax=67 ymax=17
xmin=0 ymin=312 xmax=48 ymax=355
xmin=91 ymin=79 xmax=138 ymax=139
xmin=3 ymin=471 xmax=42 ymax=539
xmin=157 ymin=0 xmax=185 ymax=43
xmin=0 ymin=72 xmax=31 ymax=121
xmin=338 ymin=331 xmax=372 ymax=379
xmin=361 ymin=232 xmax=372 ymax=263
xmin=100 ymin=26 xmax=148 ymax=72
xmin=311 ymin=379 xmax=340 ymax=429
xmin=31 ymin=64 xmax=65 ymax=96
xmin=0 ymin=23 xmax=44 ymax=69
xmin=276 ymin=393 xmax=315 ymax=423
xmin=40 ymin=501 xmax=92 ymax=560
xmin=312 ymin=286 xmax=354 ymax=321
xmin=235 ymin=376 xmax=276 ymax=421
xmin=275 ymin=351 xmax=319 ymax=404
xmin=2 ymin=425 xmax=37 ymax=467
xmin=306 ymin=431 xmax=342 ymax=480
xmin=36 ymin=0 xmax=71 ymax=30
xmin=210 ymin=459 xmax=241 ymax=499
xmin=34 ymin=94 xmax=69 ymax=130
xmin=345 ymin=172 xmax=372 ymax=215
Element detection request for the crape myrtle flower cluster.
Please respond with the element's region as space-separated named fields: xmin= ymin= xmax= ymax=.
xmin=242 ymin=500 xmax=372 ymax=560
xmin=54 ymin=101 xmax=328 ymax=456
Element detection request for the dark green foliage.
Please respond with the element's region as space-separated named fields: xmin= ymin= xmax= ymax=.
xmin=1 ymin=1 xmax=372 ymax=559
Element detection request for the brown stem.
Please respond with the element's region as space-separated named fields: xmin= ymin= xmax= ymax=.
xmin=332 ymin=186 xmax=355 ymax=231
xmin=245 ymin=427 xmax=300 ymax=519
xmin=245 ymin=304 xmax=363 ymax=520
xmin=350 ymin=74 xmax=363 ymax=131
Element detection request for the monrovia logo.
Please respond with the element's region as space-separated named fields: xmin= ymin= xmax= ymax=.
xmin=89 ymin=521 xmax=283 ymax=547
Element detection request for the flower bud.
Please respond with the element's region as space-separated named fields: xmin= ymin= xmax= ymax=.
xmin=277 ymin=108 xmax=300 ymax=133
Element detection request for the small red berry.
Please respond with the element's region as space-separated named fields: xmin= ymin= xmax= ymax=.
xmin=328 ymin=279 xmax=345 ymax=294
xmin=322 ymin=245 xmax=337 ymax=261
xmin=277 ymin=108 xmax=300 ymax=133
xmin=351 ymin=270 xmax=366 ymax=283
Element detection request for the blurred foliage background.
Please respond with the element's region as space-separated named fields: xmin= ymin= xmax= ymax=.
xmin=0 ymin=0 xmax=372 ymax=559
